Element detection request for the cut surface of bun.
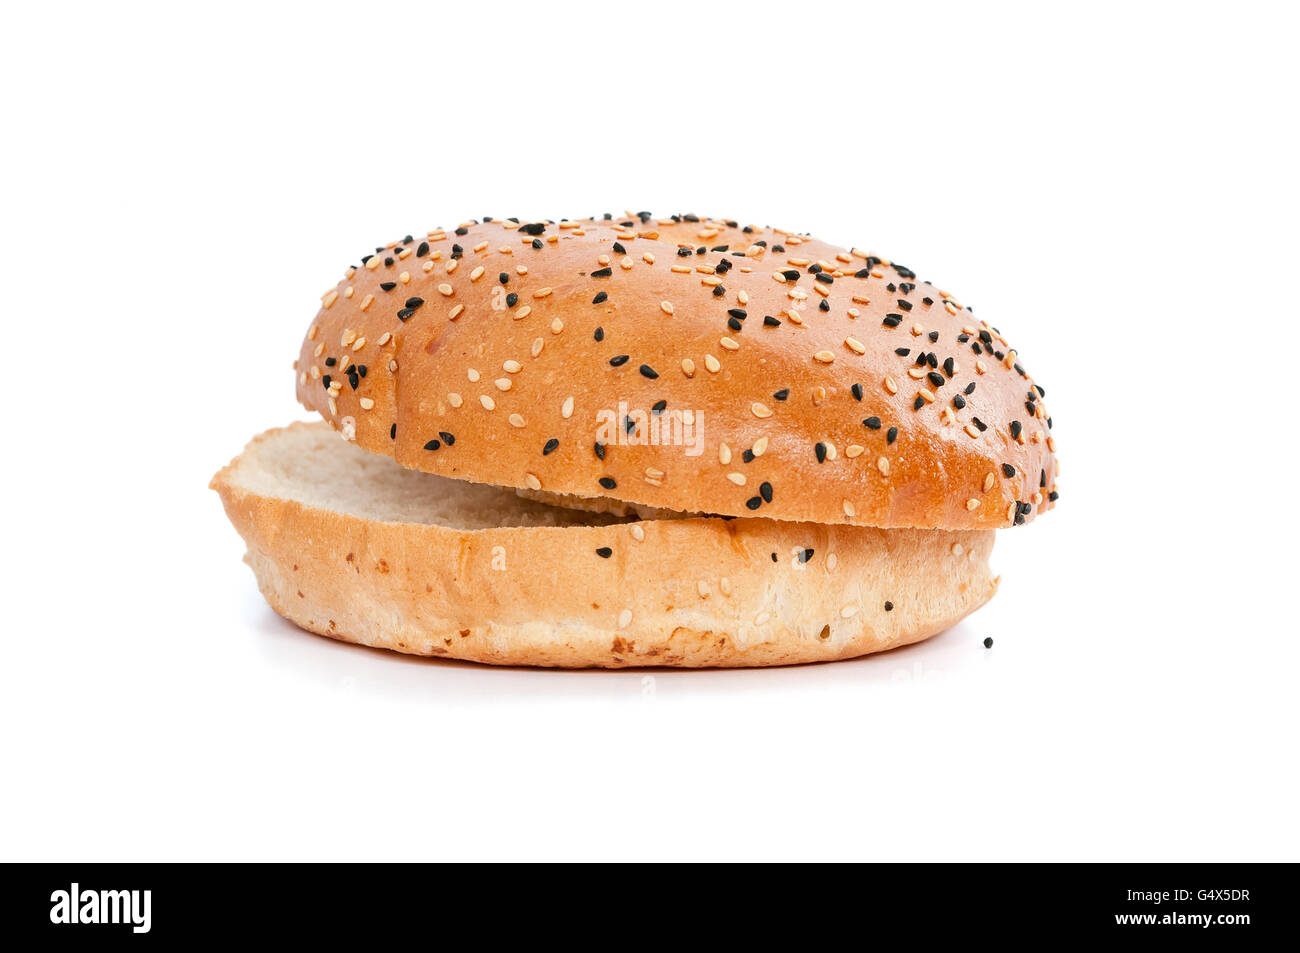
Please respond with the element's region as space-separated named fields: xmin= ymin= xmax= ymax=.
xmin=212 ymin=423 xmax=998 ymax=668
xmin=294 ymin=214 xmax=1058 ymax=531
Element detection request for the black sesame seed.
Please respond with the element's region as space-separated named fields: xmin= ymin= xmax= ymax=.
xmin=883 ymin=314 xmax=902 ymax=327
xmin=964 ymin=382 xmax=976 ymax=395
xmin=863 ymin=416 xmax=881 ymax=430
xmin=728 ymin=317 xmax=743 ymax=331
xmin=895 ymin=347 xmax=911 ymax=356
xmin=983 ymin=637 xmax=994 ymax=649
xmin=596 ymin=547 xmax=612 ymax=558
xmin=506 ymin=292 xmax=519 ymax=308
xmin=593 ymin=327 xmax=604 ymax=342
xmin=1002 ymin=464 xmax=1016 ymax=478
xmin=325 ymin=357 xmax=337 ymax=367
xmin=423 ymin=439 xmax=441 ymax=451
xmin=727 ymin=308 xmax=747 ymax=320
xmin=928 ymin=371 xmax=945 ymax=388
xmin=416 ymin=242 xmax=429 ymax=257
xmin=439 ymin=432 xmax=455 ymax=445
xmin=652 ymin=399 xmax=667 ymax=414
xmin=592 ymin=267 xmax=612 ymax=278
xmin=613 ymin=242 xmax=626 ymax=254
xmin=773 ymin=388 xmax=789 ymax=401
xmin=763 ymin=315 xmax=781 ymax=327
xmin=953 ymin=394 xmax=967 ymax=410
xmin=592 ymin=291 xmax=608 ymax=305
xmin=499 ymin=272 xmax=509 ymax=284
xmin=639 ymin=364 xmax=659 ymax=379
xmin=518 ymin=222 xmax=546 ymax=235
xmin=742 ymin=449 xmax=754 ymax=463
xmin=798 ymin=548 xmax=814 ymax=564
xmin=599 ymin=477 xmax=617 ymax=490
xmin=884 ymin=601 xmax=894 ymax=612
xmin=759 ymin=481 xmax=773 ymax=503
xmin=1010 ymin=420 xmax=1023 ymax=439
xmin=746 ymin=496 xmax=762 ymax=510
xmin=379 ymin=281 xmax=396 ymax=292
xmin=390 ymin=424 xmax=396 ymax=440
xmin=818 ymin=299 xmax=830 ymax=312
xmin=851 ymin=382 xmax=863 ymax=401
xmin=913 ymin=395 xmax=926 ymax=410
xmin=815 ymin=442 xmax=827 ymax=463
xmin=405 ymin=296 xmax=424 ymax=309
xmin=783 ymin=269 xmax=800 ymax=281
xmin=887 ymin=427 xmax=898 ymax=444
xmin=897 ymin=299 xmax=912 ymax=311
xmin=594 ymin=442 xmax=606 ymax=460
xmin=609 ymin=355 xmax=629 ymax=367
xmin=531 ymin=239 xmax=543 ymax=249
xmin=543 ymin=438 xmax=559 ymax=456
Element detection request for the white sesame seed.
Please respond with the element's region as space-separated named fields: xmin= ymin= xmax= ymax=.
xmin=704 ymin=354 xmax=721 ymax=373
xmin=508 ymin=413 xmax=525 ymax=428
xmin=448 ymin=393 xmax=463 ymax=408
xmin=495 ymin=378 xmax=511 ymax=391
xmin=617 ymin=609 xmax=633 ymax=629
xmin=525 ymin=472 xmax=542 ymax=491
xmin=561 ymin=396 xmax=574 ymax=418
xmin=719 ymin=442 xmax=732 ymax=465
xmin=877 ymin=456 xmax=890 ymax=476
xmin=751 ymin=402 xmax=773 ymax=419
xmin=727 ymin=472 xmax=747 ymax=486
xmin=479 ymin=394 xmax=495 ymax=411
xmin=660 ymin=300 xmax=674 ymax=315
xmin=845 ymin=337 xmax=865 ymax=355
xmin=752 ymin=436 xmax=769 ymax=456
xmin=843 ymin=499 xmax=856 ymax=517
xmin=359 ymin=397 xmax=375 ymax=410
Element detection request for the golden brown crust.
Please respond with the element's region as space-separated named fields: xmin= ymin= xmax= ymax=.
xmin=294 ymin=214 xmax=1058 ymax=529
xmin=212 ymin=423 xmax=999 ymax=668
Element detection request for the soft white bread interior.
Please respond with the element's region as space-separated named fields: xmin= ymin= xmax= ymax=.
xmin=212 ymin=422 xmax=999 ymax=668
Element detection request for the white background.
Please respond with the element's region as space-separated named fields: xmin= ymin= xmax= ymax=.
xmin=3 ymin=1 xmax=1297 ymax=861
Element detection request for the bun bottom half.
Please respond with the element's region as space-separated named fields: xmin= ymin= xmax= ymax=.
xmin=212 ymin=423 xmax=998 ymax=668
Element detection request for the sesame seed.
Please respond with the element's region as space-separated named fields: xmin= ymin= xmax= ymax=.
xmin=752 ymin=402 xmax=773 ymax=419
xmin=479 ymin=395 xmax=495 ymax=411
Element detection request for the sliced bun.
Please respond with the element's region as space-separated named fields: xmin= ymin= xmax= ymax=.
xmin=211 ymin=423 xmax=999 ymax=668
xmin=294 ymin=214 xmax=1057 ymax=530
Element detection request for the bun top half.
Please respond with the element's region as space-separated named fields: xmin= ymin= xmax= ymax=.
xmin=294 ymin=214 xmax=1058 ymax=529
